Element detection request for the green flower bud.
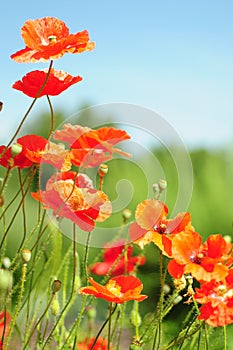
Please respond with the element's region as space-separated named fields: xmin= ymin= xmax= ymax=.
xmin=11 ymin=143 xmax=22 ymax=157
xmin=2 ymin=257 xmax=11 ymax=269
xmin=21 ymin=249 xmax=31 ymax=264
xmin=0 ymin=269 xmax=12 ymax=291
xmin=223 ymin=235 xmax=232 ymax=243
xmin=122 ymin=209 xmax=132 ymax=220
xmin=130 ymin=309 xmax=142 ymax=328
xmin=158 ymin=179 xmax=167 ymax=191
xmin=173 ymin=295 xmax=183 ymax=305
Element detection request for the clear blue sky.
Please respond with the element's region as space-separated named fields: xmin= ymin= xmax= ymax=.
xmin=1 ymin=1 xmax=233 ymax=149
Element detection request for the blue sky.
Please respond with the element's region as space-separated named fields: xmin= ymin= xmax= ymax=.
xmin=1 ymin=1 xmax=233 ymax=149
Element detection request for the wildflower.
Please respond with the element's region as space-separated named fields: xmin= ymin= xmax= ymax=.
xmin=90 ymin=239 xmax=146 ymax=276
xmin=79 ymin=275 xmax=147 ymax=304
xmin=77 ymin=336 xmax=111 ymax=350
xmin=31 ymin=171 xmax=112 ymax=231
xmin=194 ymin=269 xmax=233 ymax=326
xmin=70 ymin=126 xmax=131 ymax=168
xmin=53 ymin=123 xmax=91 ymax=146
xmin=11 ymin=17 xmax=95 ymax=63
xmin=0 ymin=311 xmax=11 ymax=349
xmin=12 ymin=69 xmax=82 ymax=98
xmin=0 ymin=135 xmax=47 ymax=168
xmin=168 ymin=231 xmax=232 ymax=282
xmin=129 ymin=199 xmax=193 ymax=256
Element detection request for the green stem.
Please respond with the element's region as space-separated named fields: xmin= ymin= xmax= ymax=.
xmin=223 ymin=325 xmax=227 ymax=350
xmin=17 ymin=168 xmax=27 ymax=252
xmin=46 ymin=95 xmax=54 ymax=139
xmin=90 ymin=304 xmax=117 ymax=350
xmin=108 ymin=302 xmax=113 ymax=350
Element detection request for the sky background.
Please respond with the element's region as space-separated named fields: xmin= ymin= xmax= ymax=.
xmin=1 ymin=1 xmax=233 ymax=149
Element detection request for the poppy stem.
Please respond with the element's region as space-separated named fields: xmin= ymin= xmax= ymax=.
xmin=46 ymin=95 xmax=54 ymax=139
xmin=223 ymin=325 xmax=227 ymax=350
xmin=6 ymin=60 xmax=53 ymax=148
xmin=108 ymin=302 xmax=113 ymax=350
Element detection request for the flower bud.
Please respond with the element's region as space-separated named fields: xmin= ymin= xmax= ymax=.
xmin=223 ymin=235 xmax=232 ymax=243
xmin=98 ymin=163 xmax=108 ymax=177
xmin=163 ymin=283 xmax=171 ymax=295
xmin=0 ymin=269 xmax=12 ymax=291
xmin=122 ymin=209 xmax=132 ymax=221
xmin=52 ymin=279 xmax=62 ymax=294
xmin=11 ymin=143 xmax=22 ymax=157
xmin=158 ymin=179 xmax=167 ymax=191
xmin=173 ymin=295 xmax=183 ymax=305
xmin=21 ymin=249 xmax=31 ymax=264
xmin=2 ymin=257 xmax=11 ymax=269
xmin=130 ymin=309 xmax=142 ymax=328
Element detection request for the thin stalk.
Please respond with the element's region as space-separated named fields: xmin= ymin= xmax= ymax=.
xmin=108 ymin=302 xmax=113 ymax=350
xmin=46 ymin=95 xmax=54 ymax=139
xmin=17 ymin=168 xmax=27 ymax=252
xmin=89 ymin=304 xmax=117 ymax=350
xmin=223 ymin=325 xmax=227 ymax=350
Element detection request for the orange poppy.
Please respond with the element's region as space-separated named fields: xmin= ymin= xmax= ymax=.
xmin=70 ymin=127 xmax=131 ymax=168
xmin=129 ymin=199 xmax=193 ymax=256
xmin=168 ymin=231 xmax=232 ymax=282
xmin=90 ymin=239 xmax=146 ymax=276
xmin=194 ymin=269 xmax=233 ymax=326
xmin=79 ymin=275 xmax=147 ymax=304
xmin=53 ymin=123 xmax=91 ymax=146
xmin=76 ymin=336 xmax=111 ymax=350
xmin=12 ymin=69 xmax=82 ymax=98
xmin=31 ymin=171 xmax=112 ymax=231
xmin=11 ymin=17 xmax=95 ymax=63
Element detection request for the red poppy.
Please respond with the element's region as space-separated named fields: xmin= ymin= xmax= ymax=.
xmin=77 ymin=336 xmax=111 ymax=350
xmin=41 ymin=142 xmax=72 ymax=172
xmin=11 ymin=17 xmax=95 ymax=63
xmin=31 ymin=171 xmax=112 ymax=232
xmin=168 ymin=231 xmax=232 ymax=282
xmin=129 ymin=199 xmax=193 ymax=256
xmin=194 ymin=269 xmax=233 ymax=326
xmin=0 ymin=135 xmax=47 ymax=168
xmin=12 ymin=69 xmax=82 ymax=98
xmin=90 ymin=239 xmax=146 ymax=276
xmin=0 ymin=310 xmax=11 ymax=350
xmin=70 ymin=126 xmax=131 ymax=168
xmin=79 ymin=275 xmax=147 ymax=304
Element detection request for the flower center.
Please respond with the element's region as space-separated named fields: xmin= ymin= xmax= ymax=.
xmin=154 ymin=223 xmax=167 ymax=234
xmin=106 ymin=280 xmax=122 ymax=296
xmin=48 ymin=35 xmax=57 ymax=43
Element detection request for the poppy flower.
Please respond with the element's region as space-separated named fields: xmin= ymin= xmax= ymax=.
xmin=70 ymin=126 xmax=131 ymax=168
xmin=76 ymin=336 xmax=111 ymax=350
xmin=12 ymin=69 xmax=82 ymax=98
xmin=0 ymin=310 xmax=11 ymax=349
xmin=194 ymin=269 xmax=233 ymax=326
xmin=129 ymin=199 xmax=193 ymax=256
xmin=31 ymin=171 xmax=112 ymax=232
xmin=0 ymin=135 xmax=48 ymax=169
xmin=79 ymin=275 xmax=147 ymax=304
xmin=168 ymin=231 xmax=232 ymax=282
xmin=41 ymin=142 xmax=72 ymax=172
xmin=53 ymin=123 xmax=91 ymax=146
xmin=90 ymin=239 xmax=146 ymax=276
xmin=11 ymin=17 xmax=95 ymax=63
